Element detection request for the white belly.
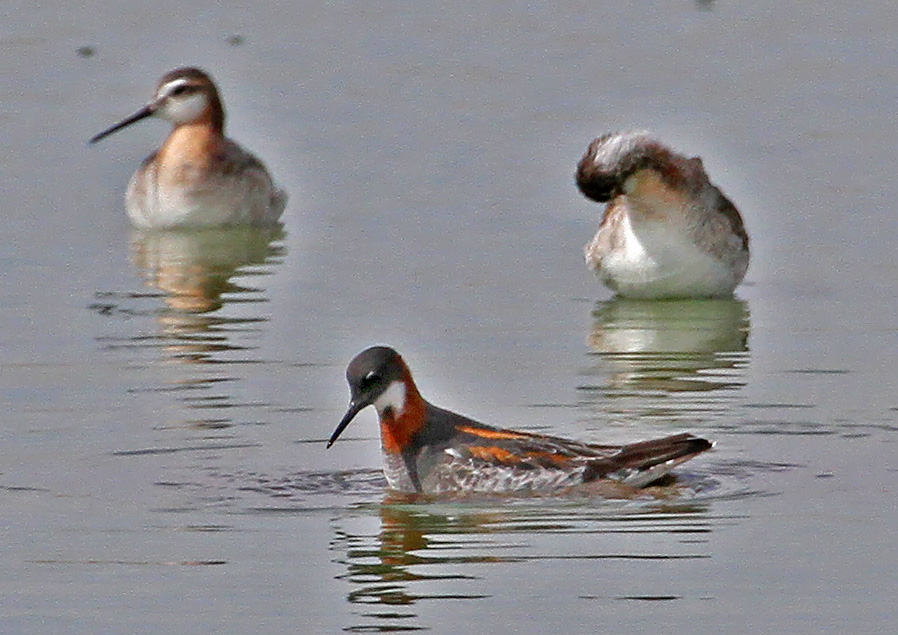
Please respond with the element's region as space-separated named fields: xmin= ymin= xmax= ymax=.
xmin=595 ymin=214 xmax=738 ymax=299
xmin=125 ymin=168 xmax=285 ymax=230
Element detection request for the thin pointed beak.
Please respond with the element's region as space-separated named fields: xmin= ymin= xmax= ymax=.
xmin=327 ymin=399 xmax=372 ymax=448
xmin=89 ymin=104 xmax=155 ymax=144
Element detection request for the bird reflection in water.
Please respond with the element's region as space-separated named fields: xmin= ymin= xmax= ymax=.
xmin=130 ymin=225 xmax=285 ymax=362
xmin=102 ymin=226 xmax=288 ymax=431
xmin=332 ymin=495 xmax=499 ymax=630
xmin=332 ymin=492 xmax=713 ymax=632
xmin=581 ymin=297 xmax=750 ymax=424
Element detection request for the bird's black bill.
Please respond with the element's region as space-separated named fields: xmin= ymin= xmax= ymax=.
xmin=327 ymin=401 xmax=366 ymax=448
xmin=89 ymin=105 xmax=154 ymax=144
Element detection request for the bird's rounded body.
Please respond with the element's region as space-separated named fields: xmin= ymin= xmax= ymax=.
xmin=92 ymin=67 xmax=286 ymax=229
xmin=577 ymin=132 xmax=748 ymax=299
xmin=329 ymin=346 xmax=713 ymax=495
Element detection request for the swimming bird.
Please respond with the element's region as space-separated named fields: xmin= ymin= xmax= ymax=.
xmin=90 ymin=67 xmax=287 ymax=229
xmin=327 ymin=346 xmax=712 ymax=495
xmin=576 ymin=131 xmax=749 ymax=299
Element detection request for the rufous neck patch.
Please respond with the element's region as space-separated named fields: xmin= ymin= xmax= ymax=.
xmin=380 ymin=383 xmax=426 ymax=455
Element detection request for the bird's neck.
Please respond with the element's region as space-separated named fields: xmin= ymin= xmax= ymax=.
xmin=378 ymin=379 xmax=427 ymax=455
xmin=157 ymin=122 xmax=224 ymax=174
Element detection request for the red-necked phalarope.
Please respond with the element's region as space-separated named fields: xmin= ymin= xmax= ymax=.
xmin=576 ymin=131 xmax=749 ymax=299
xmin=327 ymin=346 xmax=713 ymax=495
xmin=91 ymin=67 xmax=287 ymax=229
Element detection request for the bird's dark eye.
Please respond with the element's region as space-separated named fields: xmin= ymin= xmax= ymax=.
xmin=171 ymin=85 xmax=190 ymax=96
xmin=360 ymin=372 xmax=380 ymax=389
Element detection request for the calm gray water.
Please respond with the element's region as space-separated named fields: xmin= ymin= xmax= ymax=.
xmin=2 ymin=1 xmax=897 ymax=633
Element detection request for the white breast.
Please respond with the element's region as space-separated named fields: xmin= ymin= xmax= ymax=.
xmin=125 ymin=164 xmax=284 ymax=229
xmin=597 ymin=214 xmax=737 ymax=299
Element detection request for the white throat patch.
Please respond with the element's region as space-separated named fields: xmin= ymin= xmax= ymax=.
xmin=156 ymin=85 xmax=208 ymax=125
xmin=374 ymin=381 xmax=406 ymax=418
